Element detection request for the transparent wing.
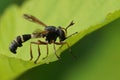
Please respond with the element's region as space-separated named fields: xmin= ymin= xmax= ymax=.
xmin=23 ymin=14 xmax=48 ymax=27
xmin=32 ymin=29 xmax=49 ymax=38
xmin=32 ymin=29 xmax=43 ymax=34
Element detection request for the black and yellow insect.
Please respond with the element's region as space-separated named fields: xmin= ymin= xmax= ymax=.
xmin=9 ymin=14 xmax=77 ymax=63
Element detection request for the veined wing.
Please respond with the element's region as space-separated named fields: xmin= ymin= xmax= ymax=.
xmin=32 ymin=29 xmax=49 ymax=38
xmin=23 ymin=14 xmax=47 ymax=27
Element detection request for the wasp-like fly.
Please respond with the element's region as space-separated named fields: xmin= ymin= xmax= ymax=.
xmin=9 ymin=14 xmax=78 ymax=63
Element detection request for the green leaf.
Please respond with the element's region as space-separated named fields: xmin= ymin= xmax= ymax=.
xmin=17 ymin=18 xmax=120 ymax=80
xmin=0 ymin=0 xmax=120 ymax=80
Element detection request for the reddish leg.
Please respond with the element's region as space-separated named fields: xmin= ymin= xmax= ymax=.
xmin=42 ymin=44 xmax=49 ymax=60
xmin=30 ymin=40 xmax=48 ymax=63
xmin=55 ymin=42 xmax=77 ymax=59
xmin=53 ymin=43 xmax=61 ymax=60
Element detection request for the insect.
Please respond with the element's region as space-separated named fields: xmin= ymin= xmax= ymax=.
xmin=9 ymin=14 xmax=78 ymax=63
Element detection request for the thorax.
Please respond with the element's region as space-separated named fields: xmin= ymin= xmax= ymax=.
xmin=45 ymin=26 xmax=59 ymax=43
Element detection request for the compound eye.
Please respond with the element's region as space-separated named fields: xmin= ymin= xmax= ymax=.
xmin=58 ymin=29 xmax=66 ymax=41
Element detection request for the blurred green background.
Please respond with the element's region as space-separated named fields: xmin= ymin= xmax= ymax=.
xmin=0 ymin=0 xmax=120 ymax=80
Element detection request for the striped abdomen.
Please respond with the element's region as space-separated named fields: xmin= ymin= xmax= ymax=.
xmin=9 ymin=34 xmax=31 ymax=53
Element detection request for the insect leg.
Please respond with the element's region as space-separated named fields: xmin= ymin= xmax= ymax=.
xmin=34 ymin=44 xmax=41 ymax=63
xmin=30 ymin=41 xmax=41 ymax=63
xmin=30 ymin=42 xmax=33 ymax=60
xmin=42 ymin=44 xmax=49 ymax=60
xmin=53 ymin=43 xmax=60 ymax=60
xmin=37 ymin=40 xmax=49 ymax=60
xmin=55 ymin=42 xmax=77 ymax=59
xmin=30 ymin=40 xmax=48 ymax=63
xmin=64 ymin=42 xmax=77 ymax=59
xmin=56 ymin=41 xmax=74 ymax=52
